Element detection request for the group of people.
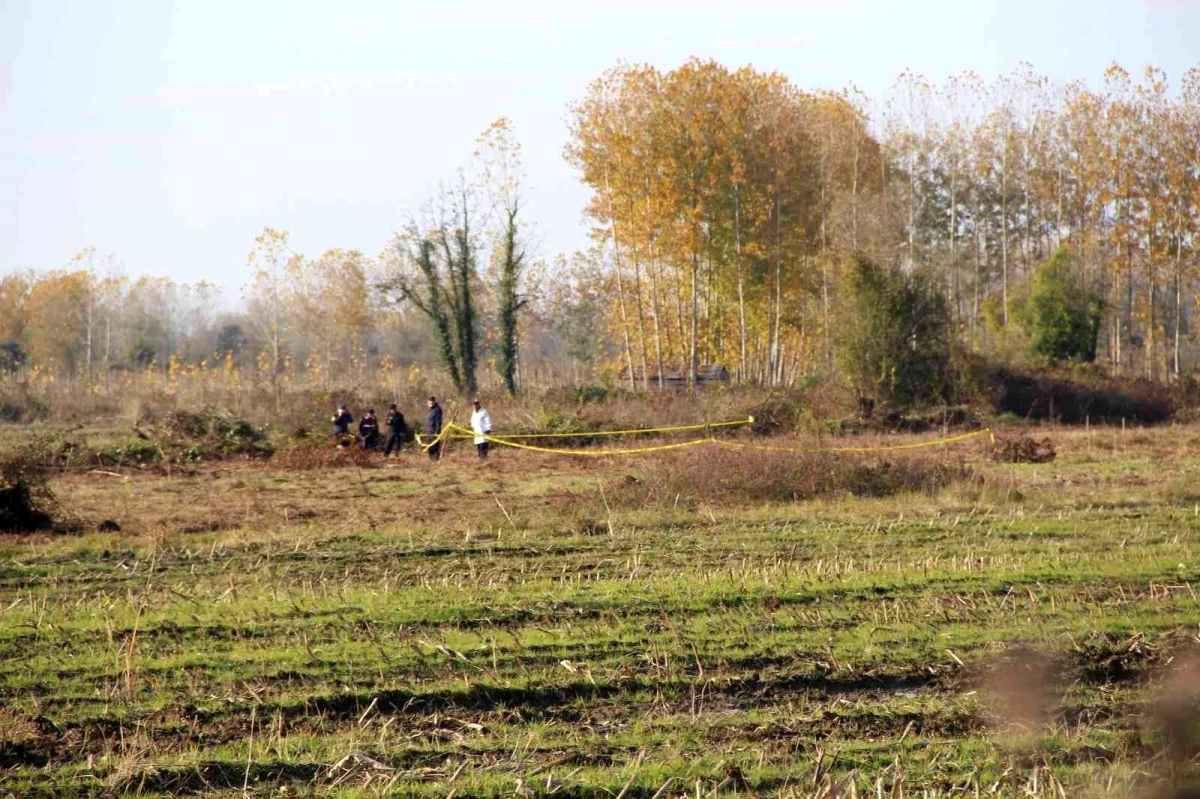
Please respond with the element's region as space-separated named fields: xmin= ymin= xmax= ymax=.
xmin=331 ymin=396 xmax=493 ymax=460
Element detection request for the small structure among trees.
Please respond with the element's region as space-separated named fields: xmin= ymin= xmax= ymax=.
xmin=619 ymin=363 xmax=731 ymax=389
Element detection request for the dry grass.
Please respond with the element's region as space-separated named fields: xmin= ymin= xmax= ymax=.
xmin=4 ymin=421 xmax=1200 ymax=795
xmin=649 ymin=443 xmax=976 ymax=504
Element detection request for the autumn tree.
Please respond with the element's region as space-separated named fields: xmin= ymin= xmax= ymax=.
xmin=246 ymin=228 xmax=292 ymax=406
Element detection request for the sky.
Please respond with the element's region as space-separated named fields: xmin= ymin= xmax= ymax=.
xmin=2 ymin=0 xmax=1198 ymax=290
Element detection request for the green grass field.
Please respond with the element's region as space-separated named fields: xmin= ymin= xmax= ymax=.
xmin=4 ymin=424 xmax=1200 ymax=797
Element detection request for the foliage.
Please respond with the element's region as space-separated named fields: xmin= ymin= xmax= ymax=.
xmin=0 ymin=444 xmax=57 ymax=532
xmin=982 ymin=363 xmax=1174 ymax=423
xmin=0 ymin=340 xmax=26 ymax=373
xmin=1012 ymin=249 xmax=1104 ymax=365
xmin=835 ymin=258 xmax=954 ymax=409
xmin=387 ymin=185 xmax=481 ymax=396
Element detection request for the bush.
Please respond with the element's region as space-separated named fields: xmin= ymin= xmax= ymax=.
xmin=0 ymin=448 xmax=57 ymax=532
xmin=0 ymin=341 xmax=25 ymax=373
xmin=835 ymin=258 xmax=954 ymax=410
xmin=982 ymin=365 xmax=1173 ymax=424
xmin=0 ymin=394 xmax=51 ymax=424
xmin=1014 ymin=249 xmax=1103 ymax=365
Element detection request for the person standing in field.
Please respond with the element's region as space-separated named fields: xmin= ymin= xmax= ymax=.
xmin=424 ymin=396 xmax=444 ymax=460
xmin=384 ymin=403 xmax=408 ymax=457
xmin=358 ymin=408 xmax=381 ymax=450
xmin=331 ymin=404 xmax=353 ymax=439
xmin=470 ymin=398 xmax=492 ymax=459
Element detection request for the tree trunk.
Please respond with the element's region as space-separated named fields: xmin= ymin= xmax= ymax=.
xmin=1175 ymin=221 xmax=1184 ymax=380
xmin=907 ymin=149 xmax=916 ymax=270
xmin=1001 ymin=143 xmax=1009 ymax=325
xmin=734 ymin=184 xmax=747 ymax=384
xmin=612 ymin=249 xmax=636 ymax=392
xmin=631 ymin=251 xmax=650 ymax=392
xmin=103 ymin=312 xmax=111 ymax=390
xmin=881 ymin=142 xmax=890 ymax=267
xmin=973 ymin=221 xmax=983 ymax=338
xmin=820 ymin=124 xmax=831 ymax=365
xmin=851 ymin=119 xmax=860 ymax=252
xmin=770 ymin=196 xmax=783 ymax=385
xmin=949 ymin=166 xmax=957 ymax=318
xmin=648 ymin=250 xmax=665 ymax=390
xmin=644 ymin=179 xmax=665 ymax=389
xmin=689 ymin=242 xmax=699 ymax=389
xmin=85 ymin=287 xmax=93 ymax=382
xmin=604 ymin=167 xmax=636 ymax=391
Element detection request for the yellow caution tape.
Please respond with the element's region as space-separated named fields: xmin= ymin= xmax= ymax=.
xmin=472 ymin=427 xmax=718 ymax=456
xmin=417 ymin=418 xmax=994 ymax=458
xmin=415 ymin=423 xmax=454 ymax=452
xmin=438 ymin=416 xmax=753 ymax=440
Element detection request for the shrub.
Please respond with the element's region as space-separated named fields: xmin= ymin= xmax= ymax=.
xmin=835 ymin=258 xmax=954 ymax=410
xmin=0 ymin=447 xmax=57 ymax=532
xmin=1014 ymin=249 xmax=1103 ymax=365
xmin=0 ymin=393 xmax=51 ymax=424
xmin=0 ymin=341 xmax=25 ymax=373
xmin=982 ymin=364 xmax=1172 ymax=423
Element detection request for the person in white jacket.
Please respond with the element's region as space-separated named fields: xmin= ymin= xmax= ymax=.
xmin=470 ymin=398 xmax=493 ymax=459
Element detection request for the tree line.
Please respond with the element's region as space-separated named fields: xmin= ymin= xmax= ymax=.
xmin=3 ymin=61 xmax=1199 ymax=399
xmin=568 ymin=60 xmax=1200 ymax=387
xmin=0 ymin=119 xmax=576 ymax=396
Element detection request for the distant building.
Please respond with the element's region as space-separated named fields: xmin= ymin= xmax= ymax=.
xmin=619 ymin=363 xmax=731 ymax=389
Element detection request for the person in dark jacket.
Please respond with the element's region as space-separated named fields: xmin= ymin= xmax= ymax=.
xmin=424 ymin=396 xmax=444 ymax=460
xmin=331 ymin=404 xmax=353 ymax=438
xmin=358 ymin=408 xmax=380 ymax=450
xmin=383 ymin=403 xmax=408 ymax=457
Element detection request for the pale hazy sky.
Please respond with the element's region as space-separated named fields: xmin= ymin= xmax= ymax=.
xmin=2 ymin=0 xmax=1197 ymax=288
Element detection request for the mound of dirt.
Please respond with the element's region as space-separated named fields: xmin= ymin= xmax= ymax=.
xmin=155 ymin=408 xmax=274 ymax=461
xmin=991 ymin=435 xmax=1056 ymax=464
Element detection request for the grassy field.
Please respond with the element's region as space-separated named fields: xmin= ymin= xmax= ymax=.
xmin=4 ymin=423 xmax=1200 ymax=797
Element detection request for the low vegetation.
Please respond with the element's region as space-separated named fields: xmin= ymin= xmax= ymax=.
xmin=3 ymin=419 xmax=1200 ymax=796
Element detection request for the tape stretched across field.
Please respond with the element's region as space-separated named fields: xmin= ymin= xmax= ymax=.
xmin=417 ymin=418 xmax=995 ymax=457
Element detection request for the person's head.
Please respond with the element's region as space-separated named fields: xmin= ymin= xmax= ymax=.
xmin=367 ymin=408 xmax=375 ymax=415
xmin=338 ymin=404 xmax=346 ymax=412
xmin=389 ymin=403 xmax=397 ymax=410
xmin=428 ymin=396 xmax=436 ymax=407
xmin=472 ymin=398 xmax=481 ymax=410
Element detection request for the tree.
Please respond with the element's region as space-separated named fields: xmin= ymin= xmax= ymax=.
xmin=1015 ymin=249 xmax=1103 ymax=364
xmin=386 ymin=178 xmax=481 ymax=395
xmin=23 ymin=271 xmax=91 ymax=373
xmin=217 ymin=324 xmax=247 ymax=358
xmin=247 ymin=228 xmax=291 ymax=406
xmin=0 ymin=271 xmax=32 ymax=345
xmin=477 ymin=117 xmax=529 ymax=396
xmin=835 ymin=258 xmax=953 ymax=409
